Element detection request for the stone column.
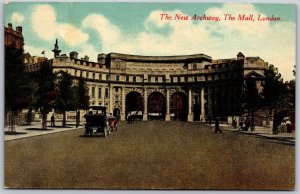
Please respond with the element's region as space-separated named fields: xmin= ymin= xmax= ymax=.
xmin=200 ymin=87 xmax=206 ymax=122
xmin=187 ymin=88 xmax=193 ymax=122
xmin=101 ymin=86 xmax=105 ymax=106
xmin=121 ymin=87 xmax=126 ymax=121
xmin=95 ymin=85 xmax=99 ymax=105
xmin=143 ymin=88 xmax=148 ymax=121
xmin=165 ymin=88 xmax=170 ymax=121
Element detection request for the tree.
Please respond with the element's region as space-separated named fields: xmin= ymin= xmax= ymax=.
xmin=33 ymin=61 xmax=57 ymax=129
xmin=56 ymin=71 xmax=76 ymax=127
xmin=242 ymin=78 xmax=263 ymax=130
xmin=262 ymin=64 xmax=288 ymax=132
xmin=74 ymin=76 xmax=90 ymax=110
xmin=5 ymin=45 xmax=33 ymax=132
xmin=262 ymin=64 xmax=287 ymax=110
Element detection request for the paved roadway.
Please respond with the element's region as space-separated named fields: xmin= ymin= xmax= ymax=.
xmin=4 ymin=121 xmax=295 ymax=190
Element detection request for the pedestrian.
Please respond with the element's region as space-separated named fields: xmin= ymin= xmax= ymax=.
xmin=238 ymin=120 xmax=243 ymax=130
xmin=286 ymin=119 xmax=292 ymax=133
xmin=76 ymin=111 xmax=80 ymax=128
xmin=51 ymin=113 xmax=55 ymax=127
xmin=214 ymin=118 xmax=222 ymax=133
xmin=232 ymin=118 xmax=237 ymax=129
xmin=244 ymin=118 xmax=250 ymax=131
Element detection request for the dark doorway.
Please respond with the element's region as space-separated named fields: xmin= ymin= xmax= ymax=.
xmin=148 ymin=92 xmax=165 ymax=120
xmin=126 ymin=91 xmax=144 ymax=120
xmin=171 ymin=92 xmax=188 ymax=121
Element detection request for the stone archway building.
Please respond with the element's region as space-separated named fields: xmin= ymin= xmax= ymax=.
xmin=50 ymin=44 xmax=267 ymax=122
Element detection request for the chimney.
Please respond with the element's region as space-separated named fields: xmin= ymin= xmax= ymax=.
xmin=237 ymin=52 xmax=245 ymax=60
xmin=16 ymin=26 xmax=22 ymax=34
xmin=70 ymin=51 xmax=78 ymax=59
xmin=84 ymin=55 xmax=89 ymax=61
xmin=8 ymin=23 xmax=12 ymax=29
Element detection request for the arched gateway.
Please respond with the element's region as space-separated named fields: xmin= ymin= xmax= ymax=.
xmin=125 ymin=91 xmax=144 ymax=120
xmin=148 ymin=92 xmax=165 ymax=120
xmin=171 ymin=92 xmax=188 ymax=121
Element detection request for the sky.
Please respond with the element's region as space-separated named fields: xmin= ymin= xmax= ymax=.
xmin=4 ymin=2 xmax=296 ymax=80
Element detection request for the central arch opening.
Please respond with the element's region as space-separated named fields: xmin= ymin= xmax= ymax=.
xmin=126 ymin=91 xmax=144 ymax=120
xmin=171 ymin=92 xmax=188 ymax=121
xmin=148 ymin=92 xmax=165 ymax=120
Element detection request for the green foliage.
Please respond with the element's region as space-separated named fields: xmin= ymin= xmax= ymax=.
xmin=74 ymin=77 xmax=89 ymax=110
xmin=242 ymin=79 xmax=262 ymax=114
xmin=5 ymin=45 xmax=33 ymax=113
xmin=262 ymin=64 xmax=287 ymax=110
xmin=33 ymin=61 xmax=57 ymax=113
xmin=56 ymin=71 xmax=76 ymax=113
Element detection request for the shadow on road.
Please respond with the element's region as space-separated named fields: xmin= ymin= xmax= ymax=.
xmin=4 ymin=131 xmax=27 ymax=135
xmin=25 ymin=128 xmax=55 ymax=131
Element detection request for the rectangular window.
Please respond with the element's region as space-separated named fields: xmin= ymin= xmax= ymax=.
xmin=133 ymin=76 xmax=136 ymax=82
xmin=86 ymin=71 xmax=89 ymax=78
xmin=75 ymin=70 xmax=77 ymax=76
xmin=92 ymin=73 xmax=95 ymax=79
xmin=99 ymin=74 xmax=102 ymax=80
xmin=151 ymin=76 xmax=155 ymax=82
xmin=126 ymin=76 xmax=129 ymax=82
xmin=105 ymin=88 xmax=109 ymax=98
xmin=106 ymin=75 xmax=110 ymax=81
xmin=98 ymin=88 xmax=102 ymax=98
xmin=91 ymin=87 xmax=95 ymax=98
xmin=116 ymin=75 xmax=120 ymax=81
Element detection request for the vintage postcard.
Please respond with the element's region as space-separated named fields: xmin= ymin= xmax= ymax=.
xmin=4 ymin=2 xmax=296 ymax=190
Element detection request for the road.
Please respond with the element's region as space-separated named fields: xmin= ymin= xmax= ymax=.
xmin=4 ymin=121 xmax=295 ymax=190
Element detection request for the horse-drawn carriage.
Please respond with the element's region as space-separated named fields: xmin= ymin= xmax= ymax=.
xmin=84 ymin=106 xmax=119 ymax=137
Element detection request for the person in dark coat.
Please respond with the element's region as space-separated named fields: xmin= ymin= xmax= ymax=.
xmin=51 ymin=113 xmax=55 ymax=127
xmin=232 ymin=118 xmax=237 ymax=129
xmin=76 ymin=111 xmax=80 ymax=128
xmin=214 ymin=118 xmax=222 ymax=133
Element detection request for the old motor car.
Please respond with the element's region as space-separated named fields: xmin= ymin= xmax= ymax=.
xmin=83 ymin=106 xmax=111 ymax=137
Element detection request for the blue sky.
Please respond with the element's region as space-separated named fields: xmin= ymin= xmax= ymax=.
xmin=4 ymin=2 xmax=296 ymax=80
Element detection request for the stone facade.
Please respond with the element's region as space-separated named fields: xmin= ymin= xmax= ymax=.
xmin=50 ymin=45 xmax=267 ymax=122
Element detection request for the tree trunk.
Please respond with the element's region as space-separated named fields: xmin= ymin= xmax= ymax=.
xmin=272 ymin=108 xmax=277 ymax=134
xmin=62 ymin=111 xmax=66 ymax=127
xmin=250 ymin=111 xmax=255 ymax=131
xmin=41 ymin=112 xmax=47 ymax=130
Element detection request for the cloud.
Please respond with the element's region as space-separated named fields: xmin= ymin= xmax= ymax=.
xmin=11 ymin=12 xmax=24 ymax=24
xmin=31 ymin=5 xmax=89 ymax=47
xmin=24 ymin=44 xmax=53 ymax=59
xmin=81 ymin=4 xmax=295 ymax=80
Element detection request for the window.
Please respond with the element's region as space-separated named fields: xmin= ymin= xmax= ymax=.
xmin=193 ymin=64 xmax=197 ymax=70
xmin=99 ymin=74 xmax=102 ymax=80
xmin=116 ymin=75 xmax=120 ymax=81
xmin=115 ymin=87 xmax=119 ymax=92
xmin=155 ymin=77 xmax=158 ymax=82
xmin=86 ymin=71 xmax=89 ymax=78
xmin=133 ymin=76 xmax=136 ymax=82
xmin=92 ymin=73 xmax=95 ymax=79
xmin=105 ymin=88 xmax=109 ymax=98
xmin=75 ymin=70 xmax=77 ymax=76
xmin=151 ymin=76 xmax=155 ymax=82
xmin=126 ymin=76 xmax=129 ymax=82
xmin=80 ymin=71 xmax=83 ymax=77
xmin=106 ymin=74 xmax=110 ymax=81
xmin=98 ymin=88 xmax=102 ymax=98
xmin=91 ymin=87 xmax=95 ymax=98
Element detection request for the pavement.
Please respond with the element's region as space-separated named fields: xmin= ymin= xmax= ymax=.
xmin=218 ymin=123 xmax=295 ymax=144
xmin=4 ymin=121 xmax=295 ymax=144
xmin=4 ymin=121 xmax=83 ymax=141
